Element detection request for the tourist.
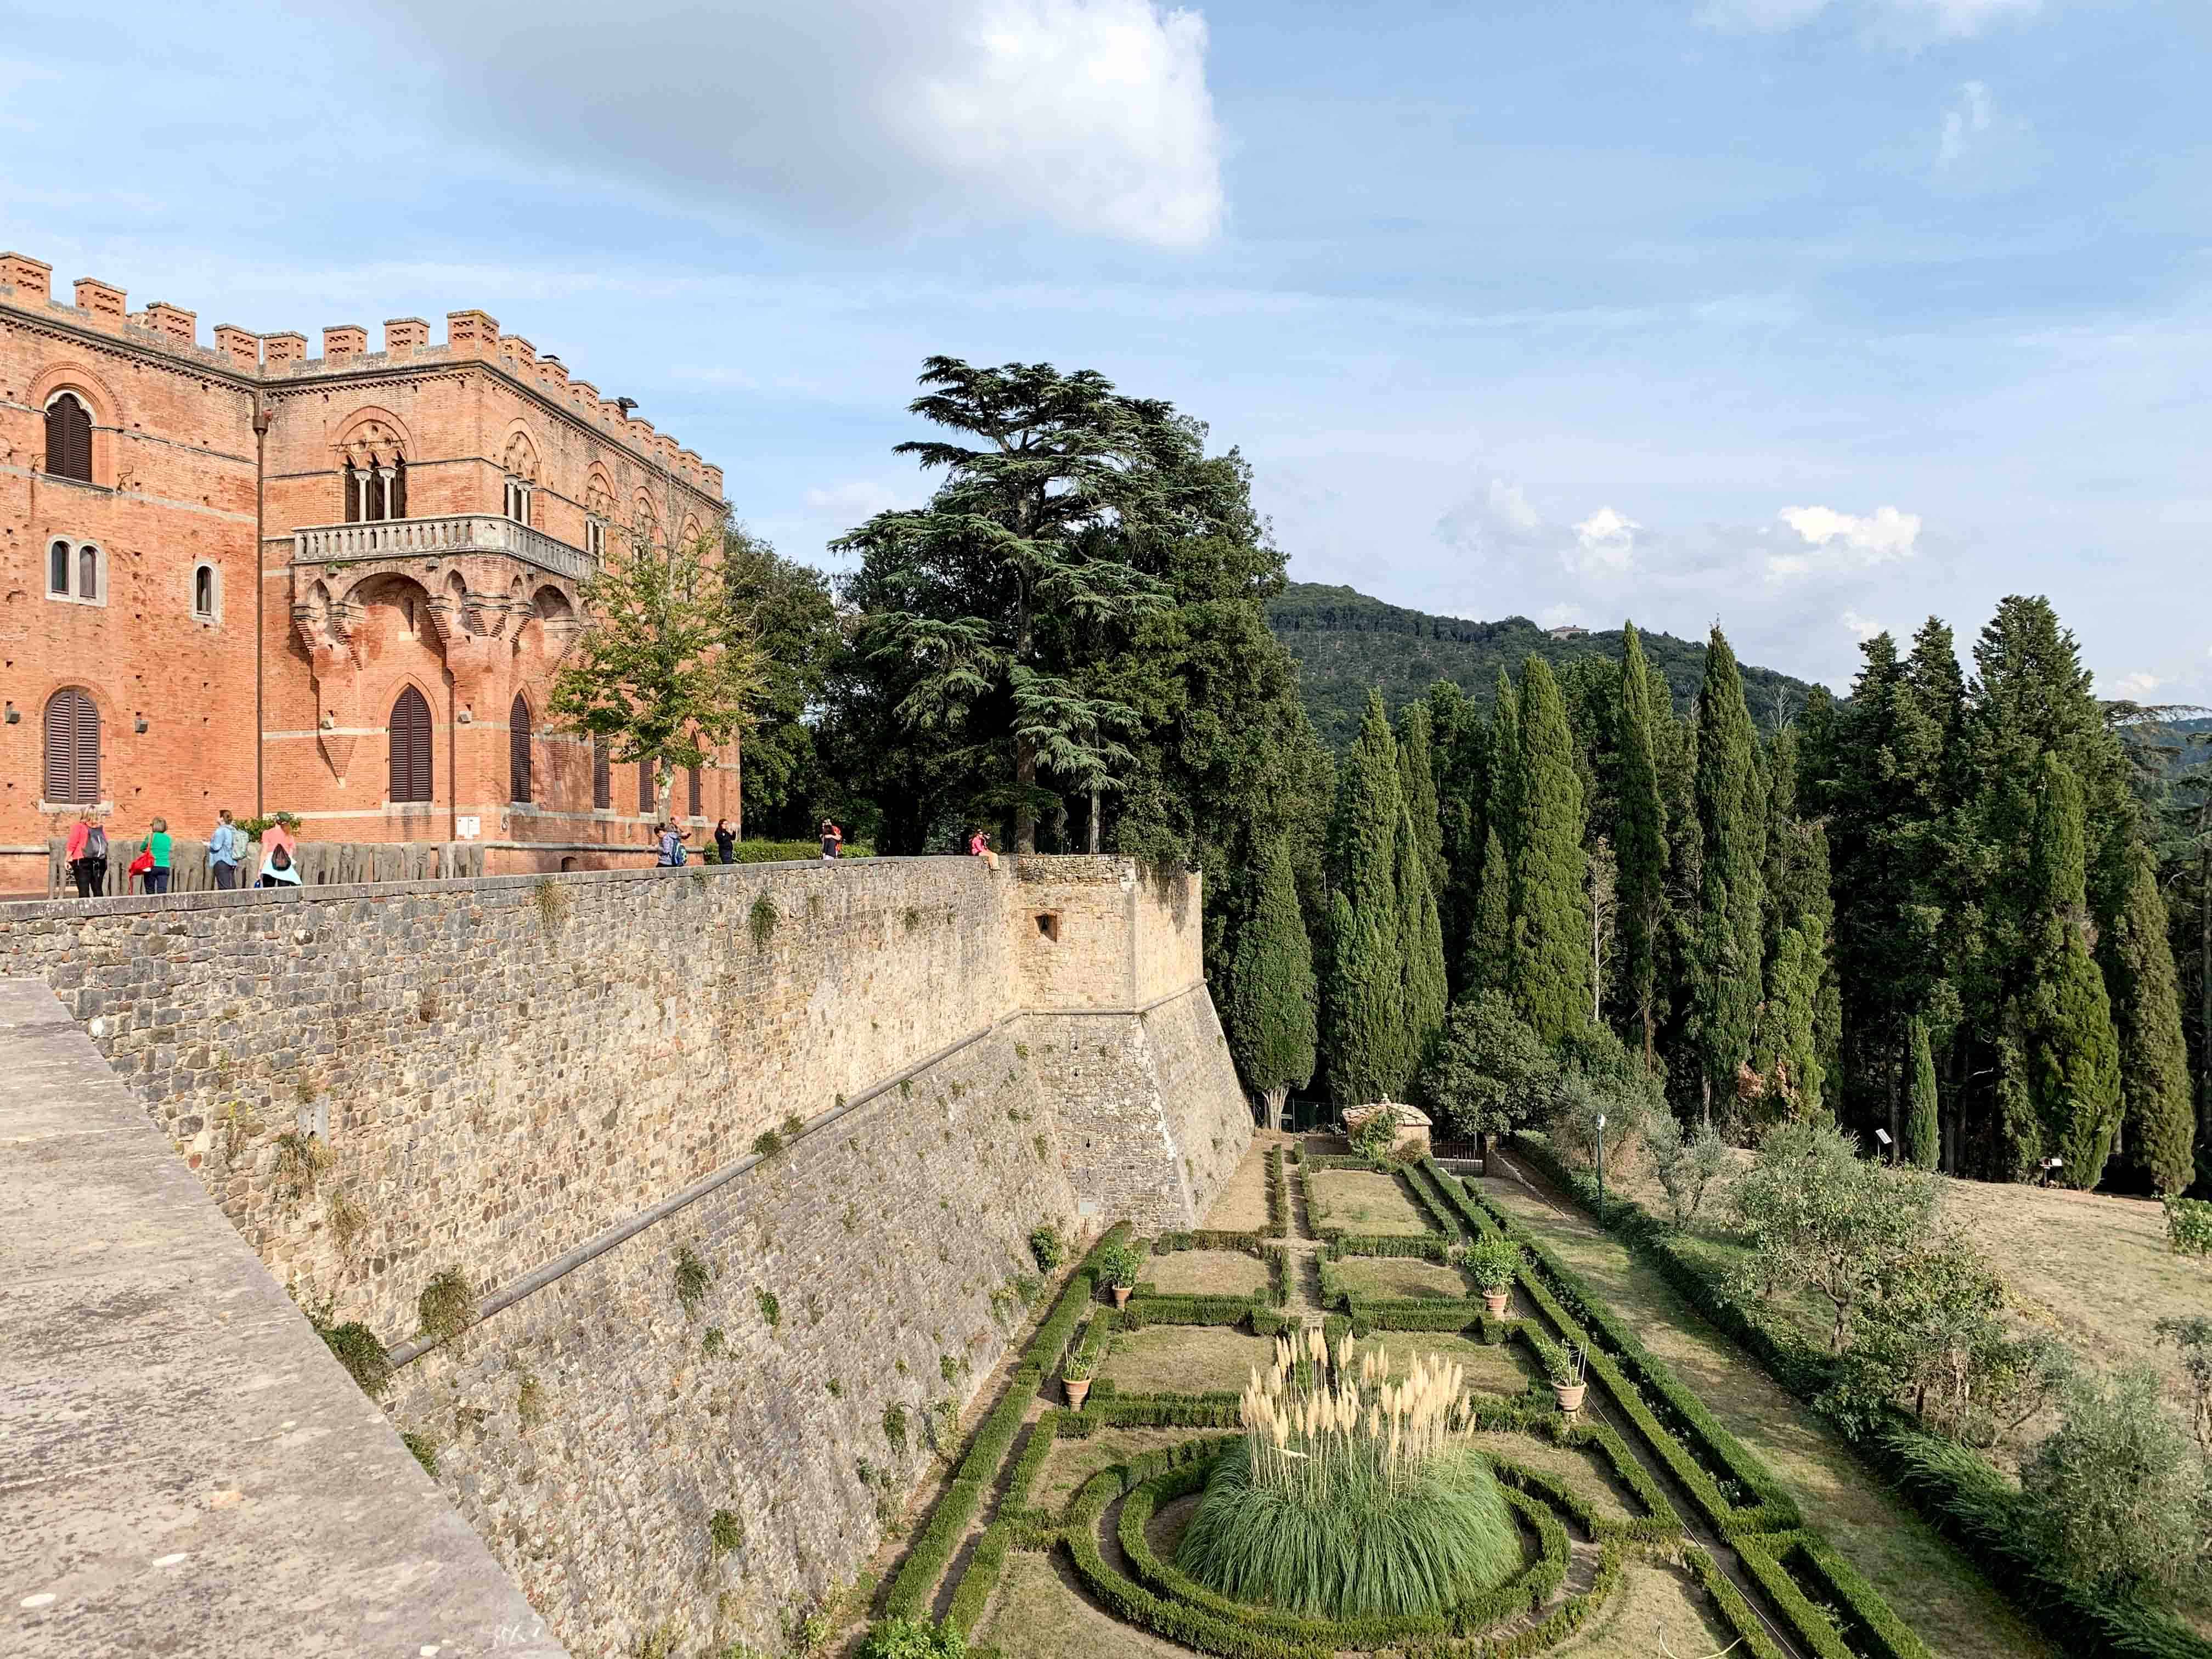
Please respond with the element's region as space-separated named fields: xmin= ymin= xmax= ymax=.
xmin=65 ymin=811 xmax=108 ymax=899
xmin=968 ymin=827 xmax=998 ymax=872
xmin=655 ymin=820 xmax=689 ymax=867
xmin=714 ymin=817 xmax=736 ymax=865
xmin=261 ymin=817 xmax=297 ymax=862
xmin=144 ymin=817 xmax=173 ymax=895
xmin=207 ymin=809 xmax=242 ymax=890
xmin=258 ymin=842 xmax=302 ymax=889
xmin=820 ymin=819 xmax=842 ymax=861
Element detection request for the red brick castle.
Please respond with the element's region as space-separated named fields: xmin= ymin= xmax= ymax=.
xmin=1 ymin=250 xmax=737 ymax=888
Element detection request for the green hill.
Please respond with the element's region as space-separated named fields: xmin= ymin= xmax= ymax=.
xmin=1266 ymin=582 xmax=1824 ymax=747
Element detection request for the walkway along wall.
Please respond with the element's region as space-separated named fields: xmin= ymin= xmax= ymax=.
xmin=0 ymin=853 xmax=1251 ymax=1657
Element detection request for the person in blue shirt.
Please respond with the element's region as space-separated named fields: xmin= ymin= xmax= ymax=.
xmin=207 ymin=809 xmax=242 ymax=890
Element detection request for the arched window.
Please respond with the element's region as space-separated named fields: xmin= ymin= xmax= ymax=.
xmin=43 ymin=688 xmax=100 ymax=804
xmin=592 ymin=734 xmax=611 ymax=810
xmin=509 ymin=695 xmax=533 ymax=804
xmin=77 ymin=545 xmax=99 ymax=603
xmin=388 ymin=685 xmax=433 ymax=804
xmin=48 ymin=540 xmax=69 ymax=597
xmin=192 ymin=563 xmax=218 ymax=622
xmin=504 ymin=476 xmax=533 ymax=525
xmin=687 ymin=765 xmax=702 ymax=818
xmin=343 ymin=458 xmax=407 ymax=522
xmin=637 ymin=758 xmax=655 ymax=814
xmin=44 ymin=393 xmax=93 ymax=482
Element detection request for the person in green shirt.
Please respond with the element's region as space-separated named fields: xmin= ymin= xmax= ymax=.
xmin=145 ymin=817 xmax=172 ymax=895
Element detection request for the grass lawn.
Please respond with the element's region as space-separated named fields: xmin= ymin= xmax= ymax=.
xmin=1143 ymin=1249 xmax=1269 ymax=1298
xmin=1097 ymin=1325 xmax=1274 ymax=1396
xmin=1308 ymin=1167 xmax=1435 ymax=1235
xmin=1199 ymin=1138 xmax=1277 ymax=1232
xmin=1030 ymin=1426 xmax=1197 ymax=1516
xmin=1471 ymin=1434 xmax=1646 ymax=1525
xmin=977 ymin=1550 xmax=1192 ymax=1658
xmin=1330 ymin=1254 xmax=1472 ymax=1301
xmin=1367 ymin=1329 xmax=1538 ymax=1397
xmin=1547 ymin=1559 xmax=1740 ymax=1657
xmin=1476 ymin=1176 xmax=2058 ymax=1659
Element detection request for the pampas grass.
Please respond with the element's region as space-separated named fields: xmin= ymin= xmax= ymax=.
xmin=1176 ymin=1331 xmax=1519 ymax=1618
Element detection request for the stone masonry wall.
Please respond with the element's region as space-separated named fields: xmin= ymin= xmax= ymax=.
xmin=388 ymin=1023 xmax=1079 ymax=1659
xmin=0 ymin=852 xmax=1249 ymax=1657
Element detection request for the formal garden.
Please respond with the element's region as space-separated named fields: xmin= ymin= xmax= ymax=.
xmin=842 ymin=1134 xmax=2086 ymax=1659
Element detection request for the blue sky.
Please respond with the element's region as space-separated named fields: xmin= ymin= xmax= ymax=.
xmin=5 ymin=0 xmax=2208 ymax=697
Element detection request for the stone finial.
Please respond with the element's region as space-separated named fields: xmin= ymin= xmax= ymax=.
xmin=213 ymin=325 xmax=260 ymax=369
xmin=262 ymin=331 xmax=307 ymax=366
xmin=0 ymin=252 xmax=52 ymax=302
xmin=383 ymin=317 xmax=430 ymax=352
xmin=74 ymin=277 xmax=126 ymax=320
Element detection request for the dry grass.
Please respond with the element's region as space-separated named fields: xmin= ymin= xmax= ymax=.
xmin=1308 ymin=1169 xmax=1435 ymax=1236
xmin=1199 ymin=1141 xmax=1277 ymax=1232
xmin=1468 ymin=1434 xmax=1644 ymax=1525
xmin=1367 ymin=1330 xmax=1537 ymax=1398
xmin=1144 ymin=1250 xmax=1271 ymax=1298
xmin=978 ymin=1550 xmax=1193 ymax=1658
xmin=1032 ymin=1427 xmax=1196 ymax=1516
xmin=1547 ymin=1559 xmax=1741 ymax=1657
xmin=1478 ymin=1177 xmax=2058 ymax=1659
xmin=1330 ymin=1255 xmax=1474 ymax=1301
xmin=1096 ymin=1327 xmax=1276 ymax=1396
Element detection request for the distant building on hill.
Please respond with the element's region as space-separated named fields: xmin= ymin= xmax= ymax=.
xmin=1545 ymin=623 xmax=1588 ymax=640
xmin=0 ymin=250 xmax=735 ymax=887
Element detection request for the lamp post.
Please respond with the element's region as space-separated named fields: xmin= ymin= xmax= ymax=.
xmin=1595 ymin=1113 xmax=1607 ymax=1213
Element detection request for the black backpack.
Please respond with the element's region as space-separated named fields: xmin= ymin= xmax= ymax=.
xmin=84 ymin=826 xmax=108 ymax=861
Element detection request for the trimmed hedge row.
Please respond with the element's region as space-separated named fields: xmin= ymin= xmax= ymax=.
xmin=1075 ymin=1395 xmax=1243 ymax=1430
xmin=1120 ymin=1294 xmax=1266 ymax=1329
xmin=1265 ymin=1246 xmax=1292 ymax=1308
xmin=1266 ymin=1146 xmax=1289 ymax=1239
xmin=1324 ymin=1233 xmax=1453 ymax=1261
xmin=1403 ymin=1160 xmax=1469 ymax=1238
xmin=883 ymin=1362 xmax=1041 ymax=1617
xmin=1117 ymin=1457 xmax=1572 ymax=1650
xmin=945 ymin=1519 xmax=1009 ymax=1637
xmin=1733 ymin=1531 xmax=1936 ymax=1659
xmin=1154 ymin=1229 xmax=1267 ymax=1256
xmin=1503 ymin=1137 xmax=2212 ymax=1659
xmin=1682 ymin=1547 xmax=1792 ymax=1659
xmin=1001 ymin=1410 xmax=1060 ymax=1511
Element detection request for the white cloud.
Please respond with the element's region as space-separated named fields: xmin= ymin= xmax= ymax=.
xmin=2104 ymin=670 xmax=2164 ymax=699
xmin=1568 ymin=507 xmax=1641 ymax=579
xmin=1840 ymin=610 xmax=1887 ymax=642
xmin=803 ymin=481 xmax=905 ymax=520
xmin=1487 ymin=479 xmax=1542 ymax=534
xmin=364 ymin=0 xmax=1223 ymax=247
xmin=1696 ymin=0 xmax=2039 ymax=40
xmin=1770 ymin=504 xmax=1921 ymax=578
xmin=1937 ymin=80 xmax=1993 ymax=167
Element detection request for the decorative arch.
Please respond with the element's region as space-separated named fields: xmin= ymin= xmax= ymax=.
xmin=679 ymin=514 xmax=703 ymax=549
xmin=388 ymin=683 xmax=435 ymax=804
xmin=531 ymin=585 xmax=575 ymax=624
xmin=501 ymin=429 xmax=539 ymax=482
xmin=509 ymin=692 xmax=534 ymax=804
xmin=29 ymin=361 xmax=121 ymax=488
xmin=334 ymin=408 xmax=410 ymax=523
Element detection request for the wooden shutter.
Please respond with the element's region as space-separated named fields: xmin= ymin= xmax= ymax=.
xmin=390 ymin=686 xmax=433 ymax=803
xmin=592 ymin=735 xmax=611 ymax=809
xmin=44 ymin=689 xmax=98 ymax=804
xmin=637 ymin=757 xmax=655 ymax=814
xmin=46 ymin=395 xmax=92 ymax=481
xmin=687 ymin=766 xmax=702 ymax=817
xmin=509 ymin=695 xmax=533 ymax=803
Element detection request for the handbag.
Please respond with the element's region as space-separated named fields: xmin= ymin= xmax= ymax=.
xmin=128 ymin=849 xmax=155 ymax=878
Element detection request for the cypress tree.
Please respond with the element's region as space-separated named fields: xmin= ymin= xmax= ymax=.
xmin=1691 ymin=628 xmax=1767 ymax=1119
xmin=1616 ymin=622 xmax=1668 ymax=1068
xmin=1395 ymin=803 xmax=1449 ymax=1087
xmin=2020 ymin=755 xmax=2123 ymax=1187
xmin=1904 ymin=1016 xmax=1940 ymax=1169
xmin=1760 ymin=917 xmax=1826 ymax=1122
xmin=2099 ymin=838 xmax=2195 ymax=1194
xmin=1228 ymin=835 xmax=1318 ymax=1131
xmin=1510 ymin=657 xmax=1589 ymax=1043
xmin=1425 ymin=679 xmax=1486 ymax=989
xmin=1323 ymin=691 xmax=1408 ymax=1103
xmin=1464 ymin=827 xmax=1513 ymax=994
xmin=1488 ymin=669 xmax=1523 ymax=862
xmin=1397 ymin=701 xmax=1446 ymax=906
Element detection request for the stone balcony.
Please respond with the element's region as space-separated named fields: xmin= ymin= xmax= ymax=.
xmin=290 ymin=513 xmax=592 ymax=583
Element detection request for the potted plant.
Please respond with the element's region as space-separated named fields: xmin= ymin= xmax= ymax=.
xmin=1459 ymin=1236 xmax=1523 ymax=1319
xmin=1062 ymin=1354 xmax=1093 ymax=1409
xmin=1547 ymin=1342 xmax=1588 ymax=1415
xmin=1096 ymin=1239 xmax=1142 ymax=1309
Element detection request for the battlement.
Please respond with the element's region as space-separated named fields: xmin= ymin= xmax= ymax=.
xmin=0 ymin=247 xmax=721 ymax=498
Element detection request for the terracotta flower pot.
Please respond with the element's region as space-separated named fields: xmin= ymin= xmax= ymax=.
xmin=1112 ymin=1284 xmax=1131 ymax=1308
xmin=1551 ymin=1381 xmax=1587 ymax=1414
xmin=1064 ymin=1377 xmax=1092 ymax=1409
xmin=1482 ymin=1289 xmax=1510 ymax=1317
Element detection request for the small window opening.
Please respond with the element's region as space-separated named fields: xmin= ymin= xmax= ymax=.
xmin=193 ymin=564 xmax=215 ymax=619
xmin=1035 ymin=911 xmax=1061 ymax=943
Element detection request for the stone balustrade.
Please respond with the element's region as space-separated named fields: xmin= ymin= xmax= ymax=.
xmin=292 ymin=513 xmax=592 ymax=582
